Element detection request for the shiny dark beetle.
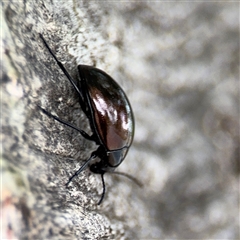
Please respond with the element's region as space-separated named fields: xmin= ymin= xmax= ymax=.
xmin=38 ymin=34 xmax=138 ymax=205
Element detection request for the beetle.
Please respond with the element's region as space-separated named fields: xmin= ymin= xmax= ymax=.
xmin=38 ymin=34 xmax=140 ymax=205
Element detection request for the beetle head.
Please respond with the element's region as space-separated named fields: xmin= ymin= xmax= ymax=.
xmin=107 ymin=147 xmax=129 ymax=168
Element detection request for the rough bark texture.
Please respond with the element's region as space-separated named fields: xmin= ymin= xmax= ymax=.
xmin=2 ymin=1 xmax=239 ymax=239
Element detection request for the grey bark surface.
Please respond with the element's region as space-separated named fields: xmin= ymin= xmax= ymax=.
xmin=1 ymin=1 xmax=239 ymax=239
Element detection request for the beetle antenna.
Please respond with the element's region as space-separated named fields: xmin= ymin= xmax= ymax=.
xmin=98 ymin=173 xmax=105 ymax=205
xmin=109 ymin=171 xmax=143 ymax=187
xmin=66 ymin=153 xmax=97 ymax=186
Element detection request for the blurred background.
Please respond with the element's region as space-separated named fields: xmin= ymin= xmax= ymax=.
xmin=107 ymin=2 xmax=239 ymax=238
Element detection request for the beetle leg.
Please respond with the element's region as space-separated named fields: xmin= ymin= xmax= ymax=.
xmin=65 ymin=152 xmax=97 ymax=186
xmin=38 ymin=105 xmax=94 ymax=141
xmin=78 ymin=98 xmax=90 ymax=120
xmin=39 ymin=33 xmax=85 ymax=103
xmin=97 ymin=173 xmax=105 ymax=205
